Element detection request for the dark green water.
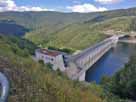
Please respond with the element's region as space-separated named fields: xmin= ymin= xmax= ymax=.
xmin=86 ymin=42 xmax=136 ymax=83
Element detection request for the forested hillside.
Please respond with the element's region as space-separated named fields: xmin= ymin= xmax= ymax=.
xmin=28 ymin=16 xmax=136 ymax=50
xmin=0 ymin=7 xmax=136 ymax=50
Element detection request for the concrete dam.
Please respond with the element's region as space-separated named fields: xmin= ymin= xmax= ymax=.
xmin=66 ymin=35 xmax=119 ymax=81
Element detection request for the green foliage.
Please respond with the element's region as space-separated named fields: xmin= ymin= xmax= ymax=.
xmin=46 ymin=63 xmax=53 ymax=69
xmin=48 ymin=46 xmax=75 ymax=54
xmin=129 ymin=17 xmax=136 ymax=31
xmin=126 ymin=79 xmax=136 ymax=98
xmin=38 ymin=60 xmax=44 ymax=65
xmin=102 ymin=55 xmax=136 ymax=101
xmin=92 ymin=16 xmax=134 ymax=32
xmin=0 ymin=34 xmax=37 ymax=56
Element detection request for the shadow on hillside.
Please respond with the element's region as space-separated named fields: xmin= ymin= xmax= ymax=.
xmin=0 ymin=20 xmax=29 ymax=36
xmin=84 ymin=15 xmax=107 ymax=24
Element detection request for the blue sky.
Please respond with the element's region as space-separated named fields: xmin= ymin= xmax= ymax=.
xmin=0 ymin=0 xmax=136 ymax=12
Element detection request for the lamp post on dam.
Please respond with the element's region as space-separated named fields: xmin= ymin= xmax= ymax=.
xmin=67 ymin=35 xmax=119 ymax=81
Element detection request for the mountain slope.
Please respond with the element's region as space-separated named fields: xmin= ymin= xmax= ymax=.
xmin=25 ymin=8 xmax=136 ymax=50
xmin=25 ymin=16 xmax=136 ymax=50
xmin=25 ymin=22 xmax=106 ymax=50
xmin=0 ymin=8 xmax=136 ymax=50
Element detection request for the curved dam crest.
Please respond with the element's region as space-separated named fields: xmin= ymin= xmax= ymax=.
xmin=67 ymin=34 xmax=136 ymax=82
xmin=67 ymin=35 xmax=119 ymax=81
xmin=86 ymin=42 xmax=136 ymax=83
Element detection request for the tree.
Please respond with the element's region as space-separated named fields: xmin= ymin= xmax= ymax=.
xmin=130 ymin=18 xmax=136 ymax=31
xmin=102 ymin=55 xmax=136 ymax=100
xmin=126 ymin=79 xmax=136 ymax=100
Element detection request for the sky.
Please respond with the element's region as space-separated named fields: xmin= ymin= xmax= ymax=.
xmin=0 ymin=0 xmax=136 ymax=13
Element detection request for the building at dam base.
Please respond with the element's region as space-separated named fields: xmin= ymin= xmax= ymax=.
xmin=35 ymin=49 xmax=67 ymax=72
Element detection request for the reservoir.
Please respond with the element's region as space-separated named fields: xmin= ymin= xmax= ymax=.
xmin=85 ymin=42 xmax=136 ymax=83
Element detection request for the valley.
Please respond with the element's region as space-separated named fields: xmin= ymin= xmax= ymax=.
xmin=0 ymin=7 xmax=136 ymax=102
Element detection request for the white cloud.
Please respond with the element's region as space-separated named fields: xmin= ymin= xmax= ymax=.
xmin=0 ymin=0 xmax=48 ymax=12
xmin=95 ymin=0 xmax=122 ymax=4
xmin=67 ymin=3 xmax=108 ymax=13
xmin=14 ymin=6 xmax=48 ymax=12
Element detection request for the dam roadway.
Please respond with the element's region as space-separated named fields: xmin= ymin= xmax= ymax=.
xmin=67 ymin=35 xmax=120 ymax=81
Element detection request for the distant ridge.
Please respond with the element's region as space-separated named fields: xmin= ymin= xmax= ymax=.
xmin=0 ymin=7 xmax=136 ymax=49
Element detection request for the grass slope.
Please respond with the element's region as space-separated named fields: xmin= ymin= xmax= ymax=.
xmin=25 ymin=22 xmax=106 ymax=50
xmin=0 ymin=35 xmax=108 ymax=102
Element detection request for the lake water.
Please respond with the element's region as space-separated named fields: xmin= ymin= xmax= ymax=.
xmin=85 ymin=42 xmax=136 ymax=83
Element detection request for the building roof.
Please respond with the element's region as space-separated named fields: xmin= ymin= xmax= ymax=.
xmin=38 ymin=49 xmax=61 ymax=57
